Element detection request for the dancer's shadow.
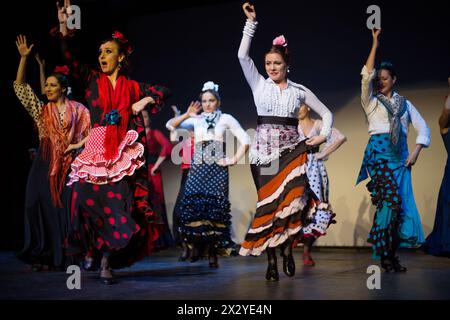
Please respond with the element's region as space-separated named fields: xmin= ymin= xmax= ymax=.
xmin=353 ymin=196 xmax=375 ymax=247
xmin=422 ymin=194 xmax=435 ymax=237
xmin=92 ymin=264 xmax=219 ymax=282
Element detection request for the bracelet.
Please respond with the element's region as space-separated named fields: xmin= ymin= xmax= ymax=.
xmin=243 ymin=19 xmax=258 ymax=37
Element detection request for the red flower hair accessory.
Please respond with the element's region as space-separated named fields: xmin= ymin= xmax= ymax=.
xmin=112 ymin=31 xmax=133 ymax=55
xmin=54 ymin=65 xmax=70 ymax=75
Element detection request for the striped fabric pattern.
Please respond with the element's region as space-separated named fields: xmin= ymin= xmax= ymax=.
xmin=240 ymin=140 xmax=319 ymax=256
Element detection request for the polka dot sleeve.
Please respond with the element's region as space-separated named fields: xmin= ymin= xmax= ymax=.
xmin=13 ymin=81 xmax=43 ymax=124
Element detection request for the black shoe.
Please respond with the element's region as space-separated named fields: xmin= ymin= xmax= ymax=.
xmin=380 ymin=256 xmax=394 ymax=272
xmin=265 ymin=262 xmax=279 ymax=281
xmin=190 ymin=247 xmax=200 ymax=263
xmin=392 ymin=256 xmax=407 ymax=272
xmin=209 ymin=255 xmax=219 ymax=268
xmin=281 ymin=252 xmax=295 ymax=277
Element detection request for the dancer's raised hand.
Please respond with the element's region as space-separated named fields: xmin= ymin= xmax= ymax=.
xmin=35 ymin=52 xmax=45 ymax=67
xmin=56 ymin=0 xmax=72 ymax=24
xmin=186 ymin=101 xmax=202 ymax=117
xmin=16 ymin=35 xmax=34 ymax=57
xmin=371 ymin=28 xmax=381 ymax=47
xmin=171 ymin=105 xmax=181 ymax=117
xmin=242 ymin=2 xmax=256 ymax=21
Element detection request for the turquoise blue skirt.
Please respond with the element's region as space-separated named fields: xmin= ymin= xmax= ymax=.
xmin=357 ymin=134 xmax=424 ymax=259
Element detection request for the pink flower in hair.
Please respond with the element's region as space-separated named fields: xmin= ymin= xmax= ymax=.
xmin=272 ymin=35 xmax=288 ymax=47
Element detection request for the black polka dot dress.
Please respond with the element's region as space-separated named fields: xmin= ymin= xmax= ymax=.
xmin=179 ymin=141 xmax=234 ymax=256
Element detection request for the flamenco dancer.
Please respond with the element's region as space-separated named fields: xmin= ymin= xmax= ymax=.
xmin=167 ymin=81 xmax=250 ymax=268
xmin=357 ymin=28 xmax=430 ymax=272
xmin=423 ymin=79 xmax=450 ymax=257
xmin=14 ymin=34 xmax=90 ymax=271
xmin=237 ymin=3 xmax=333 ymax=281
xmin=167 ymin=105 xmax=196 ymax=261
xmin=141 ymin=109 xmax=174 ymax=249
xmin=56 ymin=0 xmax=170 ymax=284
xmin=297 ymin=103 xmax=345 ymax=266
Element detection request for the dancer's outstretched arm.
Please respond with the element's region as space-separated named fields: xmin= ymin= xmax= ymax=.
xmin=217 ymin=115 xmax=250 ymax=167
xmin=316 ymin=127 xmax=347 ymax=161
xmin=361 ymin=29 xmax=381 ymax=111
xmin=15 ymin=35 xmax=34 ymax=84
xmin=365 ymin=29 xmax=381 ymax=73
xmin=167 ymin=101 xmax=201 ymax=130
xmin=35 ymin=53 xmax=46 ymax=95
xmin=14 ymin=35 xmax=43 ymax=124
xmin=237 ymin=2 xmax=264 ymax=92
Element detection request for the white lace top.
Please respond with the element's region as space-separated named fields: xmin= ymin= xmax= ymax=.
xmin=238 ymin=19 xmax=333 ymax=139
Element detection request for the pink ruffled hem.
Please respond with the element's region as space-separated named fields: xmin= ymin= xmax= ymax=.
xmin=67 ymin=126 xmax=145 ymax=185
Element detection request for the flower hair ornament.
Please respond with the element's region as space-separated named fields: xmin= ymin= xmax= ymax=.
xmin=272 ymin=35 xmax=288 ymax=47
xmin=112 ymin=31 xmax=134 ymax=55
xmin=54 ymin=65 xmax=70 ymax=76
xmin=202 ymin=81 xmax=219 ymax=92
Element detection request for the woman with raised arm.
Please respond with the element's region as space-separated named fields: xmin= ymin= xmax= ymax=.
xmin=297 ymin=103 xmax=345 ymax=266
xmin=238 ymin=3 xmax=333 ymax=281
xmin=167 ymin=81 xmax=250 ymax=268
xmin=423 ymin=79 xmax=450 ymax=257
xmin=55 ymin=0 xmax=170 ymax=284
xmin=356 ymin=29 xmax=430 ymax=272
xmin=13 ymin=35 xmax=90 ymax=271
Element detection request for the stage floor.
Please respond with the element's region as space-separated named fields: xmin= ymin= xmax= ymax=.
xmin=1 ymin=248 xmax=449 ymax=300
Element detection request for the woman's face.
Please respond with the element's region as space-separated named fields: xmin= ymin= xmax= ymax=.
xmin=377 ymin=69 xmax=396 ymax=96
xmin=98 ymin=41 xmax=123 ymax=75
xmin=142 ymin=110 xmax=151 ymax=128
xmin=201 ymin=92 xmax=219 ymax=113
xmin=297 ymin=104 xmax=310 ymax=120
xmin=45 ymin=76 xmax=64 ymax=102
xmin=265 ymin=52 xmax=288 ymax=83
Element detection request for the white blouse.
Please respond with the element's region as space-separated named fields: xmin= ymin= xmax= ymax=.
xmin=360 ymin=65 xmax=430 ymax=147
xmin=166 ymin=113 xmax=250 ymax=146
xmin=238 ymin=19 xmax=333 ymax=138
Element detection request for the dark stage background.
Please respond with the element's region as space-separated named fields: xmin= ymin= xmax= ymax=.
xmin=1 ymin=0 xmax=448 ymax=250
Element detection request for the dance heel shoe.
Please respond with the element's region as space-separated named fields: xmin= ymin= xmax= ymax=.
xmin=302 ymin=252 xmax=316 ymax=267
xmin=209 ymin=255 xmax=219 ymax=268
xmin=281 ymin=252 xmax=296 ymax=277
xmin=265 ymin=262 xmax=279 ymax=281
xmin=99 ymin=268 xmax=116 ymax=285
xmin=380 ymin=256 xmax=394 ymax=272
xmin=392 ymin=256 xmax=407 ymax=273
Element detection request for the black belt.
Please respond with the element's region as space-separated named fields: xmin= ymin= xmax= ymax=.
xmin=257 ymin=116 xmax=298 ymax=126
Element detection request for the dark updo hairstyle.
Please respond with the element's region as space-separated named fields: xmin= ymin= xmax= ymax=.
xmin=46 ymin=72 xmax=72 ymax=99
xmin=379 ymin=61 xmax=397 ymax=79
xmin=265 ymin=45 xmax=290 ymax=65
xmin=199 ymin=89 xmax=221 ymax=103
xmin=100 ymin=31 xmax=134 ymax=75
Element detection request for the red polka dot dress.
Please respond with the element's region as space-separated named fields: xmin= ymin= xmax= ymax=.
xmin=57 ymin=33 xmax=170 ymax=269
